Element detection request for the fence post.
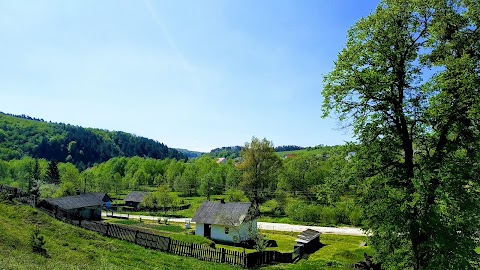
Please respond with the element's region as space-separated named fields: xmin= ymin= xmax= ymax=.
xmin=243 ymin=251 xmax=247 ymax=268
xmin=134 ymin=230 xmax=139 ymax=244
xmin=221 ymin=248 xmax=226 ymax=263
xmin=106 ymin=223 xmax=110 ymax=236
xmin=190 ymin=243 xmax=193 ymax=256
xmin=167 ymin=238 xmax=172 ymax=252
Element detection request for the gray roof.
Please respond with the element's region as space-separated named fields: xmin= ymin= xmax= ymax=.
xmin=125 ymin=191 xmax=148 ymax=203
xmin=45 ymin=193 xmax=109 ymax=210
xmin=191 ymin=201 xmax=253 ymax=226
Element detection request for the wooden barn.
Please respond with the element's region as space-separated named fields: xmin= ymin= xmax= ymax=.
xmin=40 ymin=193 xmax=112 ymax=220
xmin=192 ymin=201 xmax=257 ymax=244
xmin=125 ymin=191 xmax=147 ymax=209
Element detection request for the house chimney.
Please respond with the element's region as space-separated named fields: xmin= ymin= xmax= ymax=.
xmin=220 ymin=199 xmax=225 ymax=204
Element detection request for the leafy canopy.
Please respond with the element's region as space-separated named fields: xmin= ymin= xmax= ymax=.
xmin=323 ymin=0 xmax=480 ymax=269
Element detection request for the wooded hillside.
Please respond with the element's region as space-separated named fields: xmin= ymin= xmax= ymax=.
xmin=0 ymin=112 xmax=186 ymax=169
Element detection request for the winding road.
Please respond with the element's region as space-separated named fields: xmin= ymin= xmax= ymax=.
xmin=102 ymin=212 xmax=366 ymax=236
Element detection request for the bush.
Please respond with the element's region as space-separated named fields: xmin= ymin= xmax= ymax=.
xmin=334 ymin=202 xmax=349 ymax=224
xmin=285 ymin=201 xmax=322 ymax=223
xmin=30 ymin=227 xmax=47 ymax=255
xmin=226 ymin=189 xmax=247 ymax=202
xmin=320 ymin=206 xmax=336 ymax=225
xmin=348 ymin=206 xmax=363 ymax=226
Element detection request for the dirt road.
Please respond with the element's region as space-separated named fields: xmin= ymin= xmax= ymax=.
xmin=102 ymin=212 xmax=366 ymax=236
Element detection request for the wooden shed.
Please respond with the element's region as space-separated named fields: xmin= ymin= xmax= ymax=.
xmin=192 ymin=201 xmax=257 ymax=244
xmin=125 ymin=191 xmax=148 ymax=209
xmin=40 ymin=193 xmax=111 ymax=220
xmin=295 ymin=229 xmax=322 ymax=254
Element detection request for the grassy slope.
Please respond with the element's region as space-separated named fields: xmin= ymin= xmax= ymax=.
xmin=0 ymin=202 xmax=240 ymax=270
xmin=105 ymin=218 xmax=373 ymax=269
xmin=276 ymin=148 xmax=326 ymax=156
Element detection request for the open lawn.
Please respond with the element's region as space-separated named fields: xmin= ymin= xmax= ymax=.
xmin=0 ymin=202 xmax=239 ymax=270
xmin=276 ymin=148 xmax=326 ymax=156
xmin=104 ymin=216 xmax=374 ymax=269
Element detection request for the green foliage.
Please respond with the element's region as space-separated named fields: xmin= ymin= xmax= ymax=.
xmin=0 ymin=112 xmax=186 ymax=169
xmin=155 ymin=184 xmax=179 ymax=214
xmin=207 ymin=146 xmax=242 ymax=159
xmin=322 ymin=1 xmax=480 ymax=269
xmin=285 ymin=201 xmax=362 ymax=226
xmin=226 ymin=189 xmax=247 ymax=202
xmin=46 ymin=160 xmax=60 ymax=184
xmin=238 ymin=137 xmax=282 ymax=215
xmin=0 ymin=203 xmax=237 ymax=270
xmin=30 ymin=226 xmax=46 ymax=255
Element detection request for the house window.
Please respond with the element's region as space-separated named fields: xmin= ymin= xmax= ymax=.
xmin=225 ymin=227 xmax=229 ymax=234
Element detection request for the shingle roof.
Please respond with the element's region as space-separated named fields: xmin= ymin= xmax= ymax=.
xmin=191 ymin=201 xmax=253 ymax=226
xmin=295 ymin=229 xmax=321 ymax=243
xmin=45 ymin=193 xmax=108 ymax=210
xmin=125 ymin=191 xmax=147 ymax=203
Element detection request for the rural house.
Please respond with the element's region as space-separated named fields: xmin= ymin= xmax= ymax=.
xmin=192 ymin=201 xmax=257 ymax=244
xmin=216 ymin=157 xmax=227 ymax=164
xmin=125 ymin=191 xmax=147 ymax=209
xmin=40 ymin=193 xmax=112 ymax=220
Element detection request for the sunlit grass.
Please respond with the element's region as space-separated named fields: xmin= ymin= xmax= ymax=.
xmin=0 ymin=202 xmax=238 ymax=270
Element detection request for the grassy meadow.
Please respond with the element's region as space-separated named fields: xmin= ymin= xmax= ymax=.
xmin=0 ymin=200 xmax=376 ymax=269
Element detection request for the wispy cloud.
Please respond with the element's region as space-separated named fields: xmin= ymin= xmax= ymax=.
xmin=143 ymin=0 xmax=192 ymax=71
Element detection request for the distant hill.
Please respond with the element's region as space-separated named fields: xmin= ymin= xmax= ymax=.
xmin=206 ymin=145 xmax=306 ymax=159
xmin=207 ymin=146 xmax=242 ymax=158
xmin=276 ymin=144 xmax=340 ymax=156
xmin=274 ymin=145 xmax=305 ymax=152
xmin=0 ymin=112 xmax=186 ymax=169
xmin=175 ymin=148 xmax=205 ymax=159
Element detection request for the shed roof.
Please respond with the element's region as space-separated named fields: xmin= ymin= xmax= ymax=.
xmin=295 ymin=229 xmax=321 ymax=243
xmin=191 ymin=201 xmax=253 ymax=226
xmin=125 ymin=191 xmax=148 ymax=203
xmin=45 ymin=193 xmax=109 ymax=210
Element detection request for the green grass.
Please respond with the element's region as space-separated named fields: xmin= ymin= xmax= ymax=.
xmin=106 ymin=218 xmax=213 ymax=245
xmin=266 ymin=233 xmax=373 ymax=270
xmin=0 ymin=201 xmax=239 ymax=270
xmin=150 ymin=224 xmax=185 ymax=233
xmin=277 ymin=148 xmax=326 ymax=156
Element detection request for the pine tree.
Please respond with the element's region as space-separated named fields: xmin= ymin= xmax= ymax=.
xmin=46 ymin=160 xmax=60 ymax=184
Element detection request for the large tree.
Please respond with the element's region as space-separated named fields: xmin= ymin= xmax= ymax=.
xmin=238 ymin=137 xmax=282 ymax=216
xmin=323 ymin=0 xmax=480 ymax=269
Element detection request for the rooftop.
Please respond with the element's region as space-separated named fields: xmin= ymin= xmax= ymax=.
xmin=191 ymin=201 xmax=253 ymax=226
xmin=45 ymin=193 xmax=109 ymax=210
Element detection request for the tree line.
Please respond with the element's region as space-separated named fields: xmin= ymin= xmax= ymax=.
xmin=0 ymin=112 xmax=186 ymax=170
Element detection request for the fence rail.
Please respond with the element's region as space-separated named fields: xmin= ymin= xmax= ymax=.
xmin=1 ymin=185 xmax=305 ymax=268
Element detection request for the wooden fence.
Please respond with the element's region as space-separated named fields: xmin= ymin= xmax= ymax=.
xmin=1 ymin=185 xmax=304 ymax=268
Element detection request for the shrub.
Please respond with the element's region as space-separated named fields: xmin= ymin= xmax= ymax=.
xmin=334 ymin=202 xmax=349 ymax=224
xmin=285 ymin=201 xmax=322 ymax=223
xmin=320 ymin=206 xmax=336 ymax=225
xmin=30 ymin=227 xmax=47 ymax=255
xmin=348 ymin=206 xmax=363 ymax=226
xmin=226 ymin=189 xmax=246 ymax=202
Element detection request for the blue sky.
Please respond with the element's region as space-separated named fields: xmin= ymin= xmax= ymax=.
xmin=0 ymin=0 xmax=379 ymax=152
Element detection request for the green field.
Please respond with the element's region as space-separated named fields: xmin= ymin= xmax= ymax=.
xmin=1 ymin=201 xmax=376 ymax=269
xmin=0 ymin=202 xmax=239 ymax=270
xmin=277 ymin=148 xmax=327 ymax=156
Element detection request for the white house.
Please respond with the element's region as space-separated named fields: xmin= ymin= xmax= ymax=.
xmin=191 ymin=201 xmax=257 ymax=244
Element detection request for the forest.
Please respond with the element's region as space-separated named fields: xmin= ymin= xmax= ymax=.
xmin=0 ymin=139 xmax=362 ymax=227
xmin=0 ymin=112 xmax=186 ymax=170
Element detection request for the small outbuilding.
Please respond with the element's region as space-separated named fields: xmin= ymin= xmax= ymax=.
xmin=41 ymin=193 xmax=112 ymax=220
xmin=295 ymin=229 xmax=322 ymax=254
xmin=192 ymin=201 xmax=257 ymax=244
xmin=125 ymin=191 xmax=148 ymax=209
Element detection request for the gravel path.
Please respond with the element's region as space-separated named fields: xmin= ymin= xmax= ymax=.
xmin=102 ymin=212 xmax=366 ymax=236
